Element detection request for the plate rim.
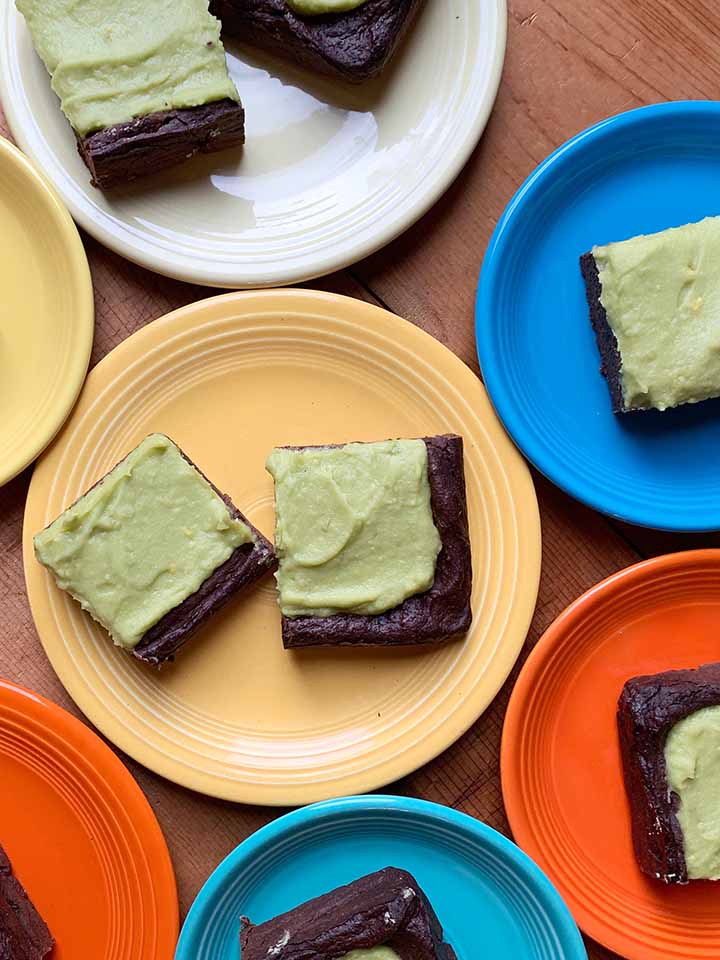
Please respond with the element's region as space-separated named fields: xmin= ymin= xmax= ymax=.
xmin=0 ymin=0 xmax=507 ymax=288
xmin=501 ymin=548 xmax=720 ymax=959
xmin=0 ymin=676 xmax=179 ymax=953
xmin=175 ymin=793 xmax=587 ymax=960
xmin=22 ymin=287 xmax=541 ymax=806
xmin=0 ymin=134 xmax=93 ymax=485
xmin=474 ymin=99 xmax=720 ymax=533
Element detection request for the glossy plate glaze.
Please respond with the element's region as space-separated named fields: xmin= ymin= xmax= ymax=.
xmin=23 ymin=290 xmax=540 ymax=805
xmin=0 ymin=679 xmax=178 ymax=959
xmin=0 ymin=0 xmax=505 ymax=287
xmin=0 ymin=135 xmax=93 ymax=485
xmin=176 ymin=795 xmax=587 ymax=960
xmin=502 ymin=550 xmax=720 ymax=960
xmin=476 ymin=101 xmax=720 ymax=532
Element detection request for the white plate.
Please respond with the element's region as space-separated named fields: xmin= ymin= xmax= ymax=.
xmin=0 ymin=1 xmax=506 ymax=288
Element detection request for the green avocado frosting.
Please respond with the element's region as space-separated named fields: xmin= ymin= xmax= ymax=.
xmin=34 ymin=434 xmax=253 ymax=649
xmin=266 ymin=440 xmax=441 ymax=618
xmin=338 ymin=949 xmax=400 ymax=960
xmin=285 ymin=0 xmax=369 ymax=15
xmin=665 ymin=704 xmax=720 ymax=880
xmin=16 ymin=0 xmax=240 ymax=136
xmin=593 ymin=216 xmax=720 ymax=411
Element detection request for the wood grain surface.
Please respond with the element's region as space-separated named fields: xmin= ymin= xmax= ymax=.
xmin=2 ymin=3 xmax=719 ymax=959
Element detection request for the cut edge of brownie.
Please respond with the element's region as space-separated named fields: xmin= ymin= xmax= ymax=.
xmin=239 ymin=866 xmax=457 ymax=960
xmin=212 ymin=0 xmax=425 ymax=84
xmin=277 ymin=434 xmax=472 ymax=648
xmin=617 ymin=662 xmax=720 ymax=884
xmin=78 ymin=98 xmax=245 ymax=189
xmin=0 ymin=844 xmax=54 ymax=960
xmin=579 ymin=251 xmax=627 ymax=415
xmin=34 ymin=434 xmax=276 ymax=668
xmin=133 ymin=477 xmax=275 ymax=666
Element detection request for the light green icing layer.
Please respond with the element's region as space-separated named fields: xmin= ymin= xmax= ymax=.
xmin=285 ymin=0 xmax=369 ymax=14
xmin=266 ymin=440 xmax=441 ymax=618
xmin=34 ymin=434 xmax=253 ymax=649
xmin=665 ymin=704 xmax=720 ymax=880
xmin=593 ymin=216 xmax=720 ymax=411
xmin=16 ymin=0 xmax=239 ymax=136
xmin=338 ymin=949 xmax=400 ymax=960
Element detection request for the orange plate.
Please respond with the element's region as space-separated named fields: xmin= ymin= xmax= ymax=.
xmin=0 ymin=680 xmax=178 ymax=959
xmin=501 ymin=550 xmax=720 ymax=960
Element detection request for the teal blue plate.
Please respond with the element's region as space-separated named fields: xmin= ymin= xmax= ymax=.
xmin=476 ymin=101 xmax=720 ymax=531
xmin=175 ymin=795 xmax=586 ymax=959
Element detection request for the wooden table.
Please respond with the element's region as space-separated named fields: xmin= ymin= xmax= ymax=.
xmin=2 ymin=3 xmax=719 ymax=957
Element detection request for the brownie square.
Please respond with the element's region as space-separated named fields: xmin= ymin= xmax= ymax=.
xmin=34 ymin=435 xmax=276 ymax=666
xmin=580 ymin=217 xmax=720 ymax=414
xmin=268 ymin=434 xmax=472 ymax=648
xmin=212 ymin=0 xmax=425 ymax=83
xmin=17 ymin=0 xmax=245 ymax=189
xmin=240 ymin=866 xmax=456 ymax=960
xmin=617 ymin=662 xmax=720 ymax=883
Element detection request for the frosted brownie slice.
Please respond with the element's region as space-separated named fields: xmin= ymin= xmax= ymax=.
xmin=266 ymin=435 xmax=472 ymax=648
xmin=16 ymin=0 xmax=245 ymax=188
xmin=240 ymin=867 xmax=456 ymax=960
xmin=580 ymin=216 xmax=720 ymax=413
xmin=34 ymin=434 xmax=275 ymax=666
xmin=618 ymin=662 xmax=720 ymax=883
xmin=211 ymin=0 xmax=424 ymax=83
xmin=0 ymin=844 xmax=54 ymax=960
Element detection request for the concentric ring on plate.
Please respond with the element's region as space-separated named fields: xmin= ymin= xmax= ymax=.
xmin=0 ymin=679 xmax=177 ymax=959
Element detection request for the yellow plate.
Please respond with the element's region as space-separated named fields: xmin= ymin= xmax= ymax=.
xmin=0 ymin=136 xmax=93 ymax=485
xmin=23 ymin=290 xmax=540 ymax=805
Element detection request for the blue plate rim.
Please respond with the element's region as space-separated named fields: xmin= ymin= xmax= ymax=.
xmin=475 ymin=99 xmax=720 ymax=532
xmin=175 ymin=794 xmax=587 ymax=959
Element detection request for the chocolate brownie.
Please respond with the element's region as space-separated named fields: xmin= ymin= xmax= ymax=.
xmin=0 ymin=845 xmax=54 ymax=960
xmin=275 ymin=434 xmax=472 ymax=649
xmin=240 ymin=867 xmax=456 ymax=960
xmin=212 ymin=0 xmax=425 ymax=83
xmin=17 ymin=0 xmax=245 ymax=189
xmin=35 ymin=435 xmax=276 ymax=667
xmin=617 ymin=662 xmax=720 ymax=883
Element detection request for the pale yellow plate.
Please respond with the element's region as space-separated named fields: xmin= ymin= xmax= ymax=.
xmin=0 ymin=136 xmax=93 ymax=486
xmin=0 ymin=1 xmax=506 ymax=288
xmin=23 ymin=290 xmax=540 ymax=805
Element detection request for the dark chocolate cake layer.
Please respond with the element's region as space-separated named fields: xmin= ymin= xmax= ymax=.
xmin=280 ymin=434 xmax=472 ymax=648
xmin=617 ymin=662 xmax=720 ymax=883
xmin=0 ymin=845 xmax=54 ymax=960
xmin=580 ymin=252 xmax=626 ymax=414
xmin=240 ymin=866 xmax=456 ymax=960
xmin=212 ymin=0 xmax=424 ymax=83
xmin=78 ymin=98 xmax=245 ymax=189
xmin=132 ymin=440 xmax=276 ymax=666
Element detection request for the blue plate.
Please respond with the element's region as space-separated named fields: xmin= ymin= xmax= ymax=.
xmin=476 ymin=101 xmax=720 ymax=531
xmin=176 ymin=795 xmax=586 ymax=960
